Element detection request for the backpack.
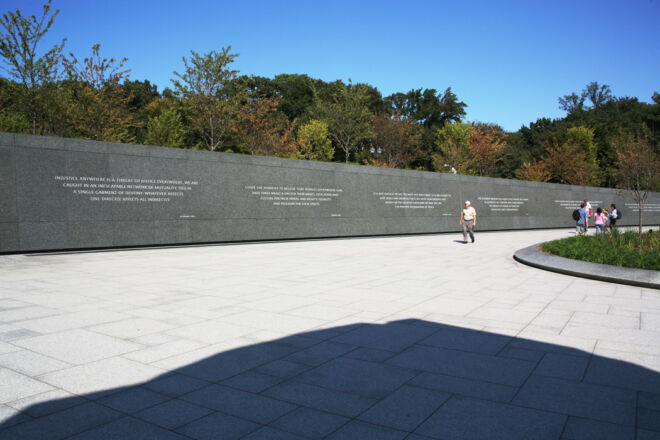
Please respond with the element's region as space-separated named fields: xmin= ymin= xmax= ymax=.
xmin=572 ymin=209 xmax=581 ymax=221
xmin=617 ymin=209 xmax=622 ymax=220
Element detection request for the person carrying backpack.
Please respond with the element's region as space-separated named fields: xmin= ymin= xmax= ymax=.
xmin=576 ymin=202 xmax=589 ymax=236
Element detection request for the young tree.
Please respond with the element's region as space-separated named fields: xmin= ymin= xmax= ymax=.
xmin=62 ymin=44 xmax=135 ymax=142
xmin=145 ymin=108 xmax=185 ymax=148
xmin=566 ymin=126 xmax=600 ymax=185
xmin=171 ymin=47 xmax=239 ymax=151
xmin=433 ymin=121 xmax=472 ymax=174
xmin=0 ymin=0 xmax=65 ymax=134
xmin=614 ymin=132 xmax=660 ymax=232
xmin=297 ymin=119 xmax=333 ymax=161
xmin=468 ymin=123 xmax=505 ymax=176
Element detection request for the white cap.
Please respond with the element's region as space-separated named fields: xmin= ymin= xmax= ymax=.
xmin=464 ymin=201 xmax=471 ymax=205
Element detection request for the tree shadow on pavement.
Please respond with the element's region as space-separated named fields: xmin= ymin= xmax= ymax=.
xmin=1 ymin=319 xmax=659 ymax=439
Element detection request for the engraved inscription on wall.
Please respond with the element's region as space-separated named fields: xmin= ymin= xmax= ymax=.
xmin=245 ymin=185 xmax=342 ymax=213
xmin=624 ymin=203 xmax=660 ymax=212
xmin=553 ymin=199 xmax=603 ymax=210
xmin=478 ymin=197 xmax=529 ymax=212
xmin=374 ymin=192 xmax=451 ymax=210
xmin=54 ymin=176 xmax=199 ymax=203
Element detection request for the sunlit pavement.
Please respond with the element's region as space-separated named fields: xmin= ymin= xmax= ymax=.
xmin=1 ymin=229 xmax=659 ymax=439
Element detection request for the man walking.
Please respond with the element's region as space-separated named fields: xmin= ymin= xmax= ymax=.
xmin=460 ymin=201 xmax=477 ymax=243
xmin=576 ymin=202 xmax=589 ymax=236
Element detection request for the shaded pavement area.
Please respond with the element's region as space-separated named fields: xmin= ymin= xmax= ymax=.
xmin=1 ymin=229 xmax=659 ymax=439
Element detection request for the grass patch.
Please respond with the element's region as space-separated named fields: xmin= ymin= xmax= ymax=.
xmin=543 ymin=229 xmax=660 ymax=271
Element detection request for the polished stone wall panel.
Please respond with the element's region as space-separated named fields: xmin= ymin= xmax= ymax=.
xmin=1 ymin=133 xmax=659 ymax=253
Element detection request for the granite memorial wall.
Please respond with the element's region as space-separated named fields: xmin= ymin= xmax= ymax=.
xmin=2 ymin=132 xmax=659 ymax=253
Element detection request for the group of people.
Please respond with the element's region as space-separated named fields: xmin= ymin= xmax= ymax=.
xmin=458 ymin=199 xmax=620 ymax=244
xmin=575 ymin=200 xmax=619 ymax=236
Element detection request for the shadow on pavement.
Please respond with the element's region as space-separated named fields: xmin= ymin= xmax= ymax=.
xmin=1 ymin=319 xmax=659 ymax=439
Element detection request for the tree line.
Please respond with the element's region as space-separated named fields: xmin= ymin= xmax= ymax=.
xmin=1 ymin=1 xmax=659 ymax=196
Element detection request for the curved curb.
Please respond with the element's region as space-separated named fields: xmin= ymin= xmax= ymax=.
xmin=513 ymin=243 xmax=660 ymax=290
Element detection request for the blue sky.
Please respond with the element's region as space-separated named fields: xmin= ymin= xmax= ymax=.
xmin=3 ymin=0 xmax=659 ymax=131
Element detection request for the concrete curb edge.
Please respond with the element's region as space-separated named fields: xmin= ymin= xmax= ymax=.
xmin=513 ymin=242 xmax=660 ymax=290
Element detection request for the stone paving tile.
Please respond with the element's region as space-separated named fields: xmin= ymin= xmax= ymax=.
xmin=68 ymin=416 xmax=190 ymax=440
xmin=326 ymin=420 xmax=408 ymax=440
xmin=358 ymin=385 xmax=450 ymax=432
xmin=181 ymin=384 xmax=297 ymax=424
xmin=0 ymin=306 xmax=60 ymax=323
xmin=331 ymin=320 xmax=437 ymax=352
xmin=387 ymin=344 xmax=535 ymax=387
xmin=263 ymin=381 xmax=376 ymax=417
xmin=13 ymin=309 xmax=130 ymax=334
xmin=242 ymin=426 xmax=308 ymax=440
xmin=121 ymin=338 xmax=208 ymax=364
xmin=296 ymin=357 xmax=417 ymax=400
xmin=584 ymin=353 xmax=660 ymax=394
xmin=88 ymin=317 xmax=176 ymax=339
xmin=0 ymin=402 xmax=122 ymax=440
xmin=561 ymin=416 xmax=635 ymax=439
xmin=7 ymin=389 xmax=83 ymax=418
xmin=220 ymin=371 xmax=285 ymax=393
xmin=177 ymin=412 xmax=260 ymax=440
xmin=534 ymin=352 xmax=590 ymax=380
xmin=13 ymin=329 xmax=143 ymax=364
xmin=141 ymin=373 xmax=209 ymax=398
xmin=414 ymin=395 xmax=566 ymax=440
xmin=283 ymin=340 xmax=357 ymax=366
xmin=418 ymin=327 xmax=512 ymax=355
xmin=0 ymin=368 xmax=53 ymax=404
xmin=0 ymin=350 xmax=71 ymax=376
xmin=270 ymin=407 xmax=349 ymax=438
xmin=409 ymin=372 xmax=518 ymax=402
xmin=134 ymin=398 xmax=213 ymax=430
xmin=38 ymin=357 xmax=165 ymax=397
xmin=513 ymin=374 xmax=636 ymax=425
xmin=0 ymin=405 xmax=31 ymax=428
xmin=96 ymin=387 xmax=170 ymax=413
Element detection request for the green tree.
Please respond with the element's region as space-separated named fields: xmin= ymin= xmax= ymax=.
xmin=312 ymin=83 xmax=373 ymax=163
xmin=433 ymin=122 xmax=472 ymax=174
xmin=145 ymin=108 xmax=185 ymax=147
xmin=0 ymin=0 xmax=65 ymax=134
xmin=297 ymin=119 xmax=333 ymax=161
xmin=62 ymin=44 xmax=135 ymax=142
xmin=171 ymin=47 xmax=239 ymax=151
xmin=566 ymin=126 xmax=600 ymax=185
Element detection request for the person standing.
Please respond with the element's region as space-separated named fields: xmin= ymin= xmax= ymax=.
xmin=594 ymin=207 xmax=606 ymax=234
xmin=576 ymin=202 xmax=589 ymax=236
xmin=460 ymin=201 xmax=477 ymax=243
xmin=609 ymin=204 xmax=619 ymax=229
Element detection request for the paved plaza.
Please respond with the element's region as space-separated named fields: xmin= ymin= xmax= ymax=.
xmin=0 ymin=229 xmax=659 ymax=439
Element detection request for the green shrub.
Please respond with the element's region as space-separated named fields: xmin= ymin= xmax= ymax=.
xmin=543 ymin=230 xmax=660 ymax=271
